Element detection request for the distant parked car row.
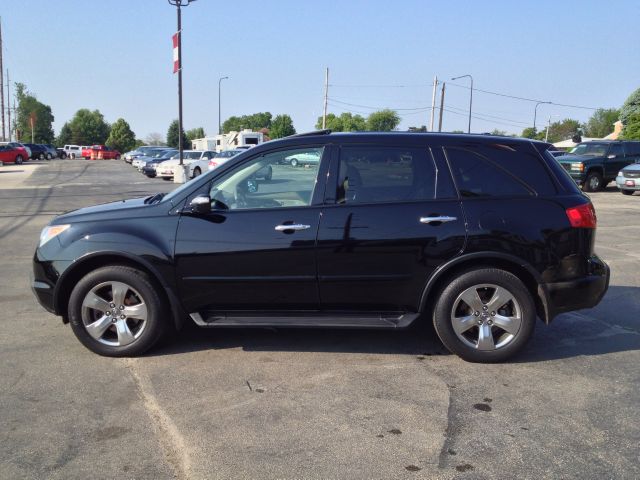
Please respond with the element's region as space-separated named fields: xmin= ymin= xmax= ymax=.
xmin=554 ymin=140 xmax=640 ymax=195
xmin=0 ymin=141 xmax=64 ymax=162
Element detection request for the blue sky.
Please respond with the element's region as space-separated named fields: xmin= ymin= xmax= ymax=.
xmin=3 ymin=0 xmax=639 ymax=139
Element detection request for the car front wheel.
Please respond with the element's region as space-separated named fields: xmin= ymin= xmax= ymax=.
xmin=583 ymin=171 xmax=603 ymax=192
xmin=15 ymin=155 xmax=23 ymax=165
xmin=68 ymin=265 xmax=168 ymax=357
xmin=433 ymin=268 xmax=536 ymax=363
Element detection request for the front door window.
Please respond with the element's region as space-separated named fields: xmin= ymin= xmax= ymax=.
xmin=209 ymin=147 xmax=324 ymax=210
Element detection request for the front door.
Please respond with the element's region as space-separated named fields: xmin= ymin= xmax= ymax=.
xmin=316 ymin=144 xmax=466 ymax=313
xmin=174 ymin=145 xmax=329 ymax=314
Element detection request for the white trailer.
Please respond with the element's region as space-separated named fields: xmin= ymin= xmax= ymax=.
xmin=192 ymin=129 xmax=264 ymax=153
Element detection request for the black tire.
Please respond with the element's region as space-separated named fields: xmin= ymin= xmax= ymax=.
xmin=583 ymin=171 xmax=603 ymax=192
xmin=290 ymin=158 xmax=298 ymax=167
xmin=38 ymin=153 xmax=45 ymax=160
xmin=115 ymin=154 xmax=121 ymax=160
xmin=621 ymin=189 xmax=634 ymax=196
xmin=162 ymin=177 xmax=172 ymax=181
xmin=68 ymin=265 xmax=169 ymax=357
xmin=432 ymin=268 xmax=536 ymax=363
xmin=46 ymin=153 xmax=52 ymax=160
xmin=70 ymin=153 xmax=76 ymax=159
xmin=192 ymin=167 xmax=201 ymax=178
xmin=60 ymin=153 xmax=67 ymax=159
xmin=15 ymin=155 xmax=23 ymax=165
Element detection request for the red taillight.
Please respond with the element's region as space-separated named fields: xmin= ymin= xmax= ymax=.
xmin=209 ymin=160 xmax=218 ymax=168
xmin=566 ymin=203 xmax=596 ymax=228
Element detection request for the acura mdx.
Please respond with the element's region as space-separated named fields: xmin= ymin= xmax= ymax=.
xmin=32 ymin=131 xmax=610 ymax=362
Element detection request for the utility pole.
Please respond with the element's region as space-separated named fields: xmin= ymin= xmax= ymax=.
xmin=429 ymin=75 xmax=438 ymax=132
xmin=545 ymin=116 xmax=551 ymax=143
xmin=5 ymin=69 xmax=9 ymax=141
xmin=438 ymin=82 xmax=446 ymax=132
xmin=0 ymin=18 xmax=5 ymax=141
xmin=322 ymin=67 xmax=329 ymax=129
xmin=218 ymin=76 xmax=228 ymax=135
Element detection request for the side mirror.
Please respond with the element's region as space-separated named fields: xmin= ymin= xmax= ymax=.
xmin=189 ymin=195 xmax=211 ymax=214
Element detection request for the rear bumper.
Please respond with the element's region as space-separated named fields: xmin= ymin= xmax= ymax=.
xmin=616 ymin=175 xmax=640 ymax=191
xmin=545 ymin=255 xmax=610 ymax=319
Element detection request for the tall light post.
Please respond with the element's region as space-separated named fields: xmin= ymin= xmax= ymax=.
xmin=533 ymin=101 xmax=551 ymax=133
xmin=168 ymin=0 xmax=197 ymax=179
xmin=218 ymin=76 xmax=228 ymax=135
xmin=451 ymin=74 xmax=473 ymax=133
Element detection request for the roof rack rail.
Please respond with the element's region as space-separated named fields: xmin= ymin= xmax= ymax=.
xmin=289 ymin=129 xmax=332 ymax=137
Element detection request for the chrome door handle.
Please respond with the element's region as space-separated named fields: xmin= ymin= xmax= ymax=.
xmin=420 ymin=216 xmax=457 ymax=224
xmin=275 ymin=224 xmax=311 ymax=231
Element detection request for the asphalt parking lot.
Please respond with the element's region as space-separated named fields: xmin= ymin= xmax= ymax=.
xmin=1 ymin=159 xmax=639 ymax=479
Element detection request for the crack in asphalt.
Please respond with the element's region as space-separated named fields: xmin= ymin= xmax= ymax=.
xmin=123 ymin=358 xmax=191 ymax=480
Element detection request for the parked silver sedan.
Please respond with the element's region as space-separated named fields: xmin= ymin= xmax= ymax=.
xmin=616 ymin=162 xmax=640 ymax=195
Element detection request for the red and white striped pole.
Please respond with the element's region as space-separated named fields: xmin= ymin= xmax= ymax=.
xmin=172 ymin=32 xmax=180 ymax=74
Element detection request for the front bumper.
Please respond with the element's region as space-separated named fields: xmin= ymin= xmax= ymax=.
xmin=544 ymin=255 xmax=610 ymax=319
xmin=616 ymin=175 xmax=640 ymax=191
xmin=30 ymin=257 xmax=57 ymax=314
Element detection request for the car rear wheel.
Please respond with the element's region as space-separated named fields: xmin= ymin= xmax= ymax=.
xmin=192 ymin=167 xmax=201 ymax=178
xmin=583 ymin=171 xmax=603 ymax=192
xmin=15 ymin=155 xmax=23 ymax=165
xmin=433 ymin=268 xmax=536 ymax=363
xmin=46 ymin=153 xmax=52 ymax=160
xmin=68 ymin=265 xmax=168 ymax=357
xmin=621 ymin=189 xmax=634 ymax=196
xmin=290 ymin=158 xmax=298 ymax=167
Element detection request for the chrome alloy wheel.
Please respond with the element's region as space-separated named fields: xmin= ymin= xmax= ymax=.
xmin=450 ymin=283 xmax=522 ymax=351
xmin=81 ymin=281 xmax=148 ymax=347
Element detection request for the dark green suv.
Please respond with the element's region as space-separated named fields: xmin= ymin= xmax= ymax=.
xmin=555 ymin=141 xmax=640 ymax=191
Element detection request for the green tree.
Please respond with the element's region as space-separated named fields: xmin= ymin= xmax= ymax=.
xmin=620 ymin=87 xmax=640 ymax=126
xmin=67 ymin=109 xmax=111 ymax=145
xmin=366 ymin=109 xmax=400 ymax=131
xmin=145 ymin=132 xmax=165 ymax=146
xmin=544 ymin=118 xmax=582 ymax=143
xmin=584 ymin=108 xmax=619 ymax=138
xmin=166 ymin=120 xmax=188 ymax=148
xmin=222 ymin=112 xmax=272 ymax=133
xmin=15 ymin=83 xmax=55 ymax=143
xmin=56 ymin=122 xmax=73 ymax=146
xmin=490 ymin=129 xmax=508 ymax=136
xmin=106 ymin=118 xmax=136 ymax=153
xmin=621 ymin=112 xmax=640 ymax=140
xmin=269 ymin=114 xmax=296 ymax=139
xmin=521 ymin=127 xmax=537 ymax=139
xmin=315 ymin=112 xmax=366 ymax=132
xmin=186 ymin=127 xmax=206 ymax=141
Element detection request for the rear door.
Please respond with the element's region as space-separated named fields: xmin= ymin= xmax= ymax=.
xmin=316 ymin=143 xmax=465 ymax=313
xmin=606 ymin=143 xmax=627 ymax=177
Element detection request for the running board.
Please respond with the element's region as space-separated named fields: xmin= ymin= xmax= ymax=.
xmin=189 ymin=311 xmax=419 ymax=329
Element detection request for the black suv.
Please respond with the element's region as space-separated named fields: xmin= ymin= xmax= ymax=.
xmin=24 ymin=143 xmax=49 ymax=160
xmin=555 ymin=140 xmax=640 ymax=191
xmin=31 ymin=132 xmax=609 ymax=362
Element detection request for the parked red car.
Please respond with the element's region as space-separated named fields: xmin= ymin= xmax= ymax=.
xmin=84 ymin=145 xmax=121 ymax=160
xmin=0 ymin=144 xmax=29 ymax=165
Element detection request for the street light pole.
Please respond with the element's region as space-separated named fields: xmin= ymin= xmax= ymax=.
xmin=451 ymin=74 xmax=473 ymax=133
xmin=168 ymin=0 xmax=196 ymax=178
xmin=218 ymin=76 xmax=228 ymax=135
xmin=533 ymin=101 xmax=551 ymax=133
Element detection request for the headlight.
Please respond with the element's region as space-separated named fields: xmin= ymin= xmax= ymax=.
xmin=39 ymin=224 xmax=70 ymax=247
xmin=570 ymin=163 xmax=584 ymax=171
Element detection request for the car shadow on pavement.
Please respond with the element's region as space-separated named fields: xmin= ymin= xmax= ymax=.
xmin=147 ymin=285 xmax=639 ymax=361
xmin=149 ymin=321 xmax=450 ymax=358
xmin=516 ymin=285 xmax=640 ymax=362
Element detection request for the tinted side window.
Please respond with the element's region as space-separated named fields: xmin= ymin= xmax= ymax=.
xmin=609 ymin=144 xmax=624 ymax=157
xmin=476 ymin=143 xmax=557 ymax=195
xmin=445 ymin=147 xmax=532 ymax=197
xmin=337 ymin=146 xmax=437 ymax=204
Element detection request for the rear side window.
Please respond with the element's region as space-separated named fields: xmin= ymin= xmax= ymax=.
xmin=445 ymin=147 xmax=533 ymax=197
xmin=628 ymin=142 xmax=640 ymax=156
xmin=337 ymin=146 xmax=447 ymax=204
xmin=608 ymin=143 xmax=624 ymax=157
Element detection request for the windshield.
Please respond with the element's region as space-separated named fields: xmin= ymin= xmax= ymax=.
xmin=570 ymin=143 xmax=609 ymax=156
